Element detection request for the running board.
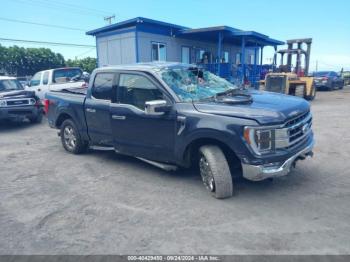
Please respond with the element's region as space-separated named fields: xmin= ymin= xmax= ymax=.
xmin=136 ymin=157 xmax=178 ymax=171
xmin=90 ymin=145 xmax=115 ymax=151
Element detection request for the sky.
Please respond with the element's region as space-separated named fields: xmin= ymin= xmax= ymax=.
xmin=1 ymin=0 xmax=349 ymax=71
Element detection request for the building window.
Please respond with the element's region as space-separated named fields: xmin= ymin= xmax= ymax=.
xmin=152 ymin=42 xmax=166 ymax=61
xmin=249 ymin=54 xmax=255 ymax=64
xmin=181 ymin=47 xmax=190 ymax=64
xmin=223 ymin=51 xmax=229 ymax=63
xmin=235 ymin=53 xmax=241 ymax=65
xmin=196 ymin=49 xmax=211 ymax=63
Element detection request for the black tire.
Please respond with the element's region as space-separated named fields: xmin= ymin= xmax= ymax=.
xmin=29 ymin=112 xmax=43 ymax=124
xmin=60 ymin=119 xmax=88 ymax=154
xmin=305 ymin=84 xmax=316 ymax=101
xmin=199 ymin=145 xmax=233 ymax=199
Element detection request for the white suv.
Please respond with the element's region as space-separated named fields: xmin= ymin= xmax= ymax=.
xmin=26 ymin=67 xmax=88 ymax=99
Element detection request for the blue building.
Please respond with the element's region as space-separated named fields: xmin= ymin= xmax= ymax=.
xmin=87 ymin=17 xmax=284 ymax=84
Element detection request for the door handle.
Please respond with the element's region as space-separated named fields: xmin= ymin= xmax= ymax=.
xmin=112 ymin=115 xmax=126 ymax=120
xmin=86 ymin=108 xmax=96 ymax=113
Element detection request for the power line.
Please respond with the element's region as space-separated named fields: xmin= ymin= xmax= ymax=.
xmin=14 ymin=0 xmax=112 ymax=18
xmin=0 ymin=37 xmax=95 ymax=48
xmin=48 ymin=0 xmax=112 ymax=16
xmin=0 ymin=17 xmax=86 ymax=31
xmin=75 ymin=47 xmax=96 ymax=58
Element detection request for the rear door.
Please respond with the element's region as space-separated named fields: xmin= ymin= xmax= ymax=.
xmin=84 ymin=72 xmax=117 ymax=146
xmin=110 ymin=71 xmax=176 ymax=162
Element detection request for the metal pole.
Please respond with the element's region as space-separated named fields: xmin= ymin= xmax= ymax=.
xmin=241 ymin=36 xmax=246 ymax=84
xmin=217 ymin=32 xmax=222 ymax=76
xmin=287 ymin=43 xmax=292 ymax=68
xmin=305 ymin=42 xmax=312 ymax=75
xmin=253 ymin=44 xmax=257 ymax=87
xmin=259 ymin=46 xmax=264 ymax=80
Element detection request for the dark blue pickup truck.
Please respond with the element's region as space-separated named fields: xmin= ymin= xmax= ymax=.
xmin=46 ymin=63 xmax=314 ymax=199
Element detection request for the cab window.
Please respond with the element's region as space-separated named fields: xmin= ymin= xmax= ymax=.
xmin=118 ymin=74 xmax=163 ymax=110
xmin=30 ymin=72 xmax=42 ymax=87
xmin=92 ymin=73 xmax=114 ymax=100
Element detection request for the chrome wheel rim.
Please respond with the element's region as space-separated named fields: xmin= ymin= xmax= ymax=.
xmin=199 ymin=156 xmax=215 ymax=192
xmin=63 ymin=125 xmax=77 ymax=150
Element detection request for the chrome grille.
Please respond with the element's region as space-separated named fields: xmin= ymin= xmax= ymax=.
xmin=275 ymin=111 xmax=312 ymax=149
xmin=6 ymin=99 xmax=29 ymax=106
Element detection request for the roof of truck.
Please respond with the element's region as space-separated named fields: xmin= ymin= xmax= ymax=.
xmin=95 ymin=62 xmax=194 ymax=72
xmin=0 ymin=76 xmax=16 ymax=80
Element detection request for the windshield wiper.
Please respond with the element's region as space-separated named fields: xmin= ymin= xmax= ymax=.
xmin=215 ymin=88 xmax=237 ymax=97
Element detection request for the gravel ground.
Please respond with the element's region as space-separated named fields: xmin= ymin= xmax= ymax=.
xmin=0 ymin=87 xmax=350 ymax=255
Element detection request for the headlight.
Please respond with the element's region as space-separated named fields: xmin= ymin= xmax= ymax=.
xmin=244 ymin=127 xmax=274 ymax=155
xmin=0 ymin=100 xmax=6 ymax=107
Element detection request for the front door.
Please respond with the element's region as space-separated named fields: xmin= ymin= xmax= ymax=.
xmin=110 ymin=72 xmax=176 ymax=162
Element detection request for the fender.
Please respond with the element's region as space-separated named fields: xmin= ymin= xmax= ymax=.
xmin=175 ymin=127 xmax=246 ymax=166
xmin=55 ymin=106 xmax=89 ymax=141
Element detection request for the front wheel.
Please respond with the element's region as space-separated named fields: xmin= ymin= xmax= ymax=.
xmin=199 ymin=145 xmax=233 ymax=199
xmin=29 ymin=112 xmax=43 ymax=124
xmin=60 ymin=119 xmax=88 ymax=154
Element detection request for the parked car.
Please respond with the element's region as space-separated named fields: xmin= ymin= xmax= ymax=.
xmin=341 ymin=71 xmax=350 ymax=86
xmin=46 ymin=63 xmax=314 ymax=199
xmin=313 ymin=71 xmax=344 ymax=90
xmin=25 ymin=67 xmax=88 ymax=100
xmin=0 ymin=76 xmax=43 ymax=123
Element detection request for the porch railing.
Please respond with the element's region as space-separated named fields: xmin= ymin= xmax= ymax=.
xmin=200 ymin=63 xmax=275 ymax=87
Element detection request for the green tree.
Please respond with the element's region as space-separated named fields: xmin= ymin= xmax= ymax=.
xmin=0 ymin=45 xmax=65 ymax=76
xmin=66 ymin=57 xmax=97 ymax=73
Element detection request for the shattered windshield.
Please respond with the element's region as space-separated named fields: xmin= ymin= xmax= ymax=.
xmin=159 ymin=67 xmax=238 ymax=102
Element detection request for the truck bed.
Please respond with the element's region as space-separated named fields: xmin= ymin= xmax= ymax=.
xmin=46 ymin=88 xmax=88 ymax=135
xmin=51 ymin=87 xmax=88 ymax=96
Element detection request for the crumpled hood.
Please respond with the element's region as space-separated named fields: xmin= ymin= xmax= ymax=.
xmin=0 ymin=90 xmax=36 ymax=100
xmin=193 ymin=89 xmax=310 ymax=125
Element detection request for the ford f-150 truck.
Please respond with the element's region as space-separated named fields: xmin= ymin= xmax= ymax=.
xmin=0 ymin=76 xmax=43 ymax=123
xmin=46 ymin=63 xmax=314 ymax=199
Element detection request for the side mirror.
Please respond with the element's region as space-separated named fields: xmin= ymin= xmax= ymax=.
xmin=145 ymin=100 xmax=171 ymax=116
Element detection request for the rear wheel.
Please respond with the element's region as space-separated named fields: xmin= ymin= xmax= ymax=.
xmin=198 ymin=145 xmax=233 ymax=199
xmin=60 ymin=119 xmax=88 ymax=154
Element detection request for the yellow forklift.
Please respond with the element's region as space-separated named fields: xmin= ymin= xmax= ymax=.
xmin=259 ymin=38 xmax=316 ymax=101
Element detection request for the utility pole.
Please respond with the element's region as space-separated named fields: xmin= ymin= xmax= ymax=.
xmin=316 ymin=60 xmax=318 ymax=72
xmin=104 ymin=15 xmax=115 ymax=25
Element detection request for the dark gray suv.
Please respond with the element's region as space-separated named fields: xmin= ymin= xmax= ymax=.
xmin=313 ymin=71 xmax=344 ymax=91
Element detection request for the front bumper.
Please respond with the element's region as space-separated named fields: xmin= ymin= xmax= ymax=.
xmin=0 ymin=106 xmax=40 ymax=120
xmin=242 ymin=139 xmax=314 ymax=181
